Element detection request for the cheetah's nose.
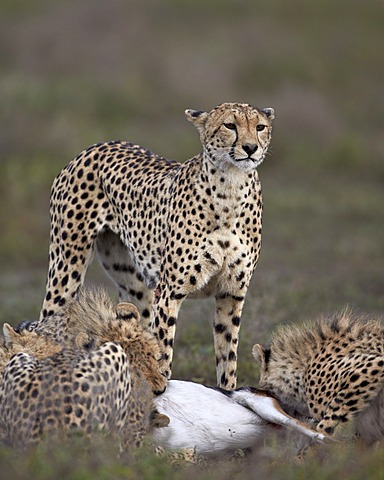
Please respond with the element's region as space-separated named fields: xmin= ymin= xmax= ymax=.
xmin=242 ymin=144 xmax=258 ymax=156
xmin=154 ymin=385 xmax=167 ymax=396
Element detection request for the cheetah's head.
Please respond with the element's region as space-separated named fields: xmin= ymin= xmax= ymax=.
xmin=113 ymin=311 xmax=168 ymax=397
xmin=252 ymin=343 xmax=310 ymax=417
xmin=71 ymin=297 xmax=168 ymax=396
xmin=185 ymin=102 xmax=275 ymax=172
xmin=1 ymin=323 xmax=62 ymax=365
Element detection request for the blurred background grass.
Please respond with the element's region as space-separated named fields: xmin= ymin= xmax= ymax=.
xmin=0 ymin=0 xmax=383 ymax=477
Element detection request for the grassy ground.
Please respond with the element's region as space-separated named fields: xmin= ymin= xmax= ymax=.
xmin=0 ymin=0 xmax=383 ymax=478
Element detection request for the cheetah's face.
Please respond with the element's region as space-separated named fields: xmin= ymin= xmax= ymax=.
xmin=185 ymin=102 xmax=274 ymax=172
xmin=117 ymin=324 xmax=168 ymax=396
xmin=137 ymin=346 xmax=168 ymax=396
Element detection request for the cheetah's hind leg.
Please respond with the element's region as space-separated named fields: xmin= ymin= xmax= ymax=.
xmin=96 ymin=229 xmax=154 ymax=329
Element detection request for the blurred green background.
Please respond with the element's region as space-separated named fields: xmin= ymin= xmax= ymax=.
xmin=1 ymin=0 xmax=383 ymax=380
xmin=0 ymin=0 xmax=384 ymax=477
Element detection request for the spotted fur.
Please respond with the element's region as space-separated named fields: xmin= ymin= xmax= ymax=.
xmin=0 ymin=290 xmax=168 ymax=447
xmin=0 ymin=343 xmax=133 ymax=447
xmin=253 ymin=310 xmax=384 ymax=441
xmin=0 ymin=324 xmax=62 ymax=375
xmin=39 ymin=102 xmax=275 ymax=389
xmin=35 ymin=289 xmax=167 ymax=396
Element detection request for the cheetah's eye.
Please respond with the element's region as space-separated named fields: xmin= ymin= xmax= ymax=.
xmin=224 ymin=123 xmax=236 ymax=130
xmin=256 ymin=124 xmax=266 ymax=132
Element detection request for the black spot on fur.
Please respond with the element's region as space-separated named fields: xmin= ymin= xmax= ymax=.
xmin=215 ymin=324 xmax=226 ymax=334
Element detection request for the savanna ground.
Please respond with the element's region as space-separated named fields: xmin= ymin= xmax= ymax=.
xmin=0 ymin=0 xmax=383 ymax=478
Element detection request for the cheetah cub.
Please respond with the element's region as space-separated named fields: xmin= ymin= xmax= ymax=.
xmin=253 ymin=310 xmax=384 ymax=443
xmin=0 ymin=290 xmax=169 ymax=448
xmin=40 ymin=102 xmax=275 ymax=389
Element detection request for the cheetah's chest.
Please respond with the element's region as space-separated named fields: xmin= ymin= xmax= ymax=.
xmin=188 ymin=231 xmax=252 ymax=298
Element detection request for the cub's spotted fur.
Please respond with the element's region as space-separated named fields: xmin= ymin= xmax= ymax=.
xmin=253 ymin=311 xmax=384 ymax=442
xmin=35 ymin=289 xmax=167 ymax=396
xmin=0 ymin=324 xmax=62 ymax=374
xmin=0 ymin=343 xmax=133 ymax=447
xmin=0 ymin=290 xmax=168 ymax=447
xmin=40 ymin=102 xmax=275 ymax=389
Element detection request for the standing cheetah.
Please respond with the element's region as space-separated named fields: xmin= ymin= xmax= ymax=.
xmin=40 ymin=102 xmax=275 ymax=389
xmin=252 ymin=311 xmax=384 ymax=442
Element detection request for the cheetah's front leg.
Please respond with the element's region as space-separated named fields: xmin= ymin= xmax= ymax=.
xmin=214 ymin=294 xmax=245 ymax=390
xmin=152 ymin=288 xmax=183 ymax=380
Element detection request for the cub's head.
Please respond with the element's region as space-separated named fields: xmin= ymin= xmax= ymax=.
xmin=185 ymin=102 xmax=275 ymax=172
xmin=72 ymin=299 xmax=168 ymax=396
xmin=252 ymin=343 xmax=310 ymax=416
xmin=112 ymin=303 xmax=168 ymax=397
xmin=1 ymin=323 xmax=62 ymax=369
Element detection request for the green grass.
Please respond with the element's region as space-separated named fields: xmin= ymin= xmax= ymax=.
xmin=0 ymin=433 xmax=383 ymax=480
xmin=0 ymin=0 xmax=383 ymax=478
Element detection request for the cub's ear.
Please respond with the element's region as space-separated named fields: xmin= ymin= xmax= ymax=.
xmin=252 ymin=343 xmax=265 ymax=362
xmin=185 ymin=109 xmax=209 ymax=133
xmin=75 ymin=332 xmax=94 ymax=350
xmin=116 ymin=302 xmax=140 ymax=321
xmin=261 ymin=107 xmax=275 ymax=120
xmin=252 ymin=343 xmax=270 ymax=372
xmin=3 ymin=323 xmax=19 ymax=347
xmin=150 ymin=411 xmax=170 ymax=429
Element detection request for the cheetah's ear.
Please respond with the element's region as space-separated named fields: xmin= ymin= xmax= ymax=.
xmin=150 ymin=411 xmax=170 ymax=429
xmin=3 ymin=323 xmax=19 ymax=347
xmin=116 ymin=302 xmax=140 ymax=321
xmin=185 ymin=109 xmax=209 ymax=133
xmin=75 ymin=332 xmax=95 ymax=350
xmin=261 ymin=108 xmax=275 ymax=121
xmin=252 ymin=343 xmax=270 ymax=372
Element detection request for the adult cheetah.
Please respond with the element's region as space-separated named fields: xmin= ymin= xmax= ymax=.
xmin=252 ymin=310 xmax=384 ymax=443
xmin=40 ymin=102 xmax=275 ymax=389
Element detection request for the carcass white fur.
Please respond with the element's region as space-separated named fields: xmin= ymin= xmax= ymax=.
xmin=153 ymin=380 xmax=325 ymax=455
